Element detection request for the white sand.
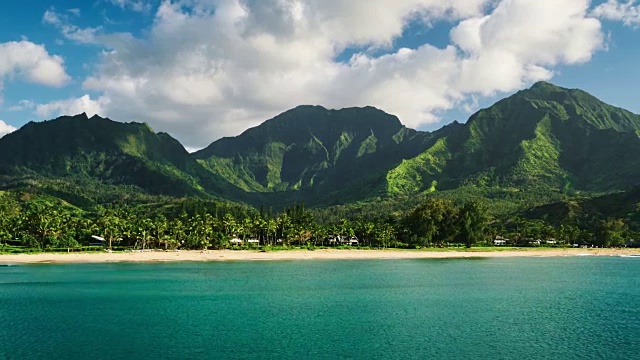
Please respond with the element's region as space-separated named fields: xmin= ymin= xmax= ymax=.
xmin=1 ymin=248 xmax=639 ymax=264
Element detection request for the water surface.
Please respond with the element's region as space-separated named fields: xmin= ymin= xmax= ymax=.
xmin=1 ymin=257 xmax=638 ymax=359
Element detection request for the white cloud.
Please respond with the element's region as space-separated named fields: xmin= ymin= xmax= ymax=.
xmin=592 ymin=0 xmax=640 ymax=27
xmin=108 ymin=0 xmax=152 ymax=12
xmin=39 ymin=0 xmax=604 ymax=148
xmin=451 ymin=0 xmax=602 ymax=94
xmin=8 ymin=100 xmax=35 ymax=111
xmin=35 ymin=95 xmax=110 ymax=119
xmin=43 ymin=9 xmax=100 ymax=44
xmin=0 ymin=41 xmax=70 ymax=102
xmin=0 ymin=120 xmax=17 ymax=138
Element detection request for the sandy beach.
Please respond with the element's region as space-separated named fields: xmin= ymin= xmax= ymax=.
xmin=1 ymin=248 xmax=640 ymax=264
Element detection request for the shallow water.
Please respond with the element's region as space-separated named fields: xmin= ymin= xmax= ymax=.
xmin=1 ymin=257 xmax=639 ymax=359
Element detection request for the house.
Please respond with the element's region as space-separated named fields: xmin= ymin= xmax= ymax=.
xmin=493 ymin=235 xmax=508 ymax=246
xmin=340 ymin=236 xmax=350 ymax=245
xmin=326 ymin=235 xmax=340 ymax=246
xmin=324 ymin=235 xmax=358 ymax=246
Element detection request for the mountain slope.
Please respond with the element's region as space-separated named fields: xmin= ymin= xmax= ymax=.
xmin=194 ymin=105 xmax=445 ymax=204
xmin=0 ymin=114 xmax=240 ymax=202
xmin=386 ymin=82 xmax=640 ymax=197
xmin=524 ymin=187 xmax=640 ymax=230
xmin=1 ymin=82 xmax=639 ymax=211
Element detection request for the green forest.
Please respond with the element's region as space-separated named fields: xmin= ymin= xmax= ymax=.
xmin=1 ymin=189 xmax=637 ymax=253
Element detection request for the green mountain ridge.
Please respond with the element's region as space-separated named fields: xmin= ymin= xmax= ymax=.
xmin=1 ymin=82 xmax=639 ymax=212
xmin=194 ymin=105 xmax=451 ymax=205
xmin=195 ymin=106 xmax=431 ymax=189
xmin=385 ymin=81 xmax=640 ymax=197
xmin=0 ymin=113 xmax=244 ymax=205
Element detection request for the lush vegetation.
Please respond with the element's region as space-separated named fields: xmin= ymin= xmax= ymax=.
xmin=1 ymin=188 xmax=637 ymax=254
xmin=193 ymin=105 xmax=440 ymax=206
xmin=1 ymin=82 xmax=639 ymax=254
xmin=2 ymin=82 xmax=640 ymax=212
xmin=0 ymin=113 xmax=246 ymax=203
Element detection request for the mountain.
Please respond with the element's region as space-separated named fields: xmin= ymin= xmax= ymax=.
xmin=194 ymin=82 xmax=640 ymax=207
xmin=0 ymin=113 xmax=242 ymax=205
xmin=386 ymin=81 xmax=640 ymax=197
xmin=1 ymin=82 xmax=639 ymax=212
xmin=194 ymin=105 xmax=453 ymax=204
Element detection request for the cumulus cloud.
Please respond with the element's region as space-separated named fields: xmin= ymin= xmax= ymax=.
xmin=38 ymin=0 xmax=604 ymax=148
xmin=452 ymin=0 xmax=602 ymax=93
xmin=0 ymin=120 xmax=17 ymax=138
xmin=0 ymin=41 xmax=70 ymax=102
xmin=35 ymin=95 xmax=110 ymax=119
xmin=592 ymin=0 xmax=640 ymax=27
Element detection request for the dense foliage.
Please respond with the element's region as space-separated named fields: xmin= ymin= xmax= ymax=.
xmin=1 ymin=189 xmax=637 ymax=253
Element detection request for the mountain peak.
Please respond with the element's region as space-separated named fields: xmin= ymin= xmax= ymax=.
xmin=529 ymin=80 xmax=561 ymax=90
xmin=521 ymin=81 xmax=599 ymax=102
xmin=193 ymin=104 xmax=428 ymax=197
xmin=520 ymin=81 xmax=570 ymax=99
xmin=468 ymin=80 xmax=640 ymax=133
xmin=196 ymin=105 xmax=406 ymax=157
xmin=285 ymin=104 xmax=391 ymax=116
xmin=245 ymin=104 xmax=405 ymax=140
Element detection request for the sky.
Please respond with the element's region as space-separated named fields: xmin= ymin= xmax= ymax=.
xmin=1 ymin=0 xmax=640 ymax=150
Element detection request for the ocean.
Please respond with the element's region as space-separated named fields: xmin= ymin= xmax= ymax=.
xmin=1 ymin=257 xmax=639 ymax=359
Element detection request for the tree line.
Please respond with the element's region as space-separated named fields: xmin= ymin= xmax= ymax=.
xmin=0 ymin=192 xmax=637 ymax=251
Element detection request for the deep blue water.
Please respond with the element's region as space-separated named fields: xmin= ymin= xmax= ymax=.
xmin=1 ymin=257 xmax=639 ymax=359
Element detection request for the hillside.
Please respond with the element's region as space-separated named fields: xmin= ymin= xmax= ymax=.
xmin=0 ymin=113 xmax=243 ymax=206
xmin=1 ymin=82 xmax=639 ymax=212
xmin=524 ymin=187 xmax=640 ymax=230
xmin=194 ymin=105 xmax=452 ymax=205
xmin=386 ymin=82 xmax=640 ymax=198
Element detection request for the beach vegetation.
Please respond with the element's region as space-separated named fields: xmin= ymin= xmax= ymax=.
xmin=0 ymin=189 xmax=637 ymax=254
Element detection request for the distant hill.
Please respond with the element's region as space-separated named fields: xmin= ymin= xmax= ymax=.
xmin=524 ymin=187 xmax=640 ymax=229
xmin=1 ymin=82 xmax=639 ymax=212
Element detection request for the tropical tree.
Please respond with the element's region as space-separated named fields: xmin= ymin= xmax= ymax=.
xmin=459 ymin=201 xmax=488 ymax=248
xmin=596 ymin=219 xmax=627 ymax=247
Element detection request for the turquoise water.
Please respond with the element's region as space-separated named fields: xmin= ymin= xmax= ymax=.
xmin=1 ymin=257 xmax=639 ymax=359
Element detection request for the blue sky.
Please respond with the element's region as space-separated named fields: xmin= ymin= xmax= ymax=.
xmin=0 ymin=0 xmax=639 ymax=148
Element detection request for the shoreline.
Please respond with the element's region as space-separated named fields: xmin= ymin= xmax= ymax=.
xmin=2 ymin=248 xmax=640 ymax=264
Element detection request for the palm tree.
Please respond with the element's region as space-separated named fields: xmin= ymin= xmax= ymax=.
xmin=153 ymin=215 xmax=169 ymax=249
xmin=222 ymin=214 xmax=237 ymax=237
xmin=170 ymin=218 xmax=185 ymax=249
